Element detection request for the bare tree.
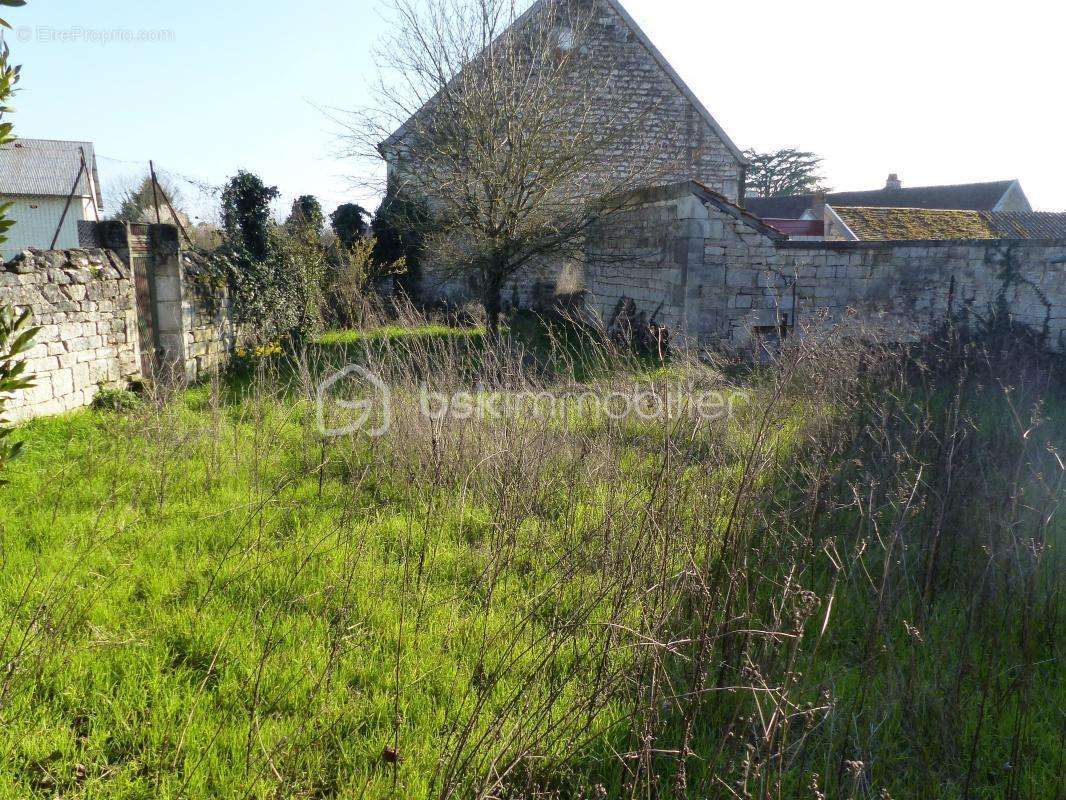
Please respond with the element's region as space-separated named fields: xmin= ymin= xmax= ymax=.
xmin=743 ymin=148 xmax=826 ymax=198
xmin=341 ymin=0 xmax=687 ymax=334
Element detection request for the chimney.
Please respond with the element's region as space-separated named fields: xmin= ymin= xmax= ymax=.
xmin=886 ymin=173 xmax=902 ymax=191
xmin=810 ymin=190 xmax=826 ymax=220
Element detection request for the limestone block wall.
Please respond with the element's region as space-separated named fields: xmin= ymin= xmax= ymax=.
xmin=584 ymin=193 xmax=696 ymax=332
xmin=777 ymin=241 xmax=1066 ymax=351
xmin=1 ymin=224 xmax=236 ymax=422
xmin=583 ymin=182 xmax=1066 ymax=355
xmin=583 ymin=183 xmax=789 ymax=344
xmin=146 ymin=225 xmax=234 ymax=383
xmin=180 ymin=269 xmax=234 ymax=383
xmin=0 ymin=249 xmax=140 ymax=422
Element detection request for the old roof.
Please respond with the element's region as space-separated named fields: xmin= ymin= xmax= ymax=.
xmin=745 ymin=180 xmax=1020 ymax=219
xmin=985 ymin=211 xmax=1066 ymax=240
xmin=382 ymin=0 xmax=745 ymax=164
xmin=832 ymin=207 xmax=998 ymax=240
xmin=0 ymin=138 xmax=102 ymax=205
xmin=828 ymin=207 xmax=1066 ymax=241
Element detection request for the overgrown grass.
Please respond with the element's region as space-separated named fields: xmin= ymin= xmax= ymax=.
xmin=316 ymin=324 xmax=485 ymax=346
xmin=0 ymin=318 xmax=1062 ymax=799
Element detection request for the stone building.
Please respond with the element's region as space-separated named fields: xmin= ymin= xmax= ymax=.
xmin=383 ymin=0 xmax=746 ymax=204
xmin=383 ymin=0 xmax=1066 ymax=354
xmin=381 ymin=0 xmax=748 ymax=306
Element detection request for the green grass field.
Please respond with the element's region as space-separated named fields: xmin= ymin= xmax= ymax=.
xmin=0 ymin=324 xmax=1062 ymax=799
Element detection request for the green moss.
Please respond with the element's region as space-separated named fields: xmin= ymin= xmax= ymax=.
xmin=838 ymin=207 xmax=999 ymax=240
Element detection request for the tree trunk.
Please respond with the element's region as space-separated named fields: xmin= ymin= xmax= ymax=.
xmin=482 ymin=270 xmax=505 ymax=339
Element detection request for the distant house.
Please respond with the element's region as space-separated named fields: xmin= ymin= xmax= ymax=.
xmin=0 ymin=138 xmax=103 ymax=260
xmin=746 ymin=174 xmax=1032 ymax=222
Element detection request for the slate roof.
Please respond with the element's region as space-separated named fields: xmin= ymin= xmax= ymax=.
xmin=745 ymin=180 xmax=1019 ymax=219
xmin=0 ymin=138 xmax=102 ymax=205
xmin=742 ymin=194 xmax=816 ymax=219
xmin=828 ymin=207 xmax=1066 ymax=241
xmin=764 ymin=219 xmax=825 ymax=238
xmin=985 ymin=212 xmax=1066 ymax=240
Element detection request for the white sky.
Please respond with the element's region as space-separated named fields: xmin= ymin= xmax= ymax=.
xmin=622 ymin=0 xmax=1065 ymax=209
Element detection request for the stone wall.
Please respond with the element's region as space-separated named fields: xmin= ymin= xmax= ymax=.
xmin=582 ymin=182 xmax=1066 ymax=354
xmin=1 ymin=223 xmax=236 ymax=422
xmin=0 ymin=248 xmax=140 ymax=422
xmin=565 ymin=0 xmax=744 ymax=200
xmin=147 ymin=225 xmax=234 ymax=382
xmin=777 ymin=240 xmax=1066 ymax=351
xmin=583 ymin=191 xmax=698 ymax=332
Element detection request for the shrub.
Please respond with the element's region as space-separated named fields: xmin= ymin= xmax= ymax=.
xmin=327 ymin=237 xmax=406 ymax=328
xmin=286 ymin=195 xmax=325 ymax=235
xmin=91 ymin=385 xmax=142 ymax=413
xmin=221 ymin=171 xmax=279 ymax=262
xmin=0 ymin=32 xmax=31 ymax=485
xmin=371 ymin=193 xmax=427 ymax=296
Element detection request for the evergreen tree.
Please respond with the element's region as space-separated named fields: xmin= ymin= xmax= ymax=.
xmin=287 ymin=195 xmax=325 ymax=235
xmin=221 ymin=171 xmax=279 ymax=261
xmin=330 ymin=203 xmax=369 ymax=249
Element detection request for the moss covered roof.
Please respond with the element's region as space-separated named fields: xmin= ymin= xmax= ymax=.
xmin=833 ymin=207 xmax=999 ymax=241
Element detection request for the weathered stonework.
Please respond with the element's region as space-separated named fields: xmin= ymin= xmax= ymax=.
xmin=422 ymin=181 xmax=1066 ymax=355
xmin=583 ymin=182 xmax=1066 ymax=354
xmin=0 ymin=248 xmax=141 ymax=422
xmin=558 ymin=0 xmax=744 ymax=200
xmin=148 ymin=225 xmax=235 ymax=383
xmin=1 ymin=224 xmax=236 ymax=422
xmin=393 ymin=0 xmax=746 ymax=308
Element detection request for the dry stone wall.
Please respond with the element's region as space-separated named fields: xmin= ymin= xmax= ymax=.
xmin=0 ymin=248 xmax=140 ymax=422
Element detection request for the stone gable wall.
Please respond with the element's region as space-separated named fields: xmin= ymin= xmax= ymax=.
xmin=569 ymin=0 xmax=742 ymax=200
xmin=399 ymin=0 xmax=745 ymax=308
xmin=0 ymin=249 xmax=140 ymax=422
